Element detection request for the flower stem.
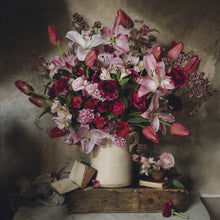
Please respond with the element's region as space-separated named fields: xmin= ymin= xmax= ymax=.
xmin=29 ymin=91 xmax=49 ymax=99
xmin=86 ymin=66 xmax=89 ymax=77
xmin=159 ymin=119 xmax=171 ymax=127
xmin=174 ymin=211 xmax=189 ymax=219
xmin=57 ymin=45 xmax=64 ymax=55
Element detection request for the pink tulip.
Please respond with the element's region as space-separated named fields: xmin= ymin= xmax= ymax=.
xmin=185 ymin=55 xmax=200 ymax=75
xmin=170 ymin=122 xmax=190 ymax=137
xmin=167 ymin=42 xmax=184 ymax=60
xmin=151 ymin=45 xmax=162 ymax=61
xmin=117 ymin=9 xmax=134 ymax=28
xmin=48 ymin=25 xmax=61 ymax=46
xmin=15 ymin=80 xmax=33 ymax=95
xmin=142 ymin=126 xmax=160 ymax=143
xmin=29 ymin=95 xmax=45 ymax=107
xmin=85 ymin=49 xmax=98 ymax=67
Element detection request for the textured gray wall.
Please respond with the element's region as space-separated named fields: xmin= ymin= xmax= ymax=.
xmin=1 ymin=0 xmax=220 ymax=196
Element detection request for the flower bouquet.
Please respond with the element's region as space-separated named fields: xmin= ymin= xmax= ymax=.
xmin=15 ymin=10 xmax=216 ymax=166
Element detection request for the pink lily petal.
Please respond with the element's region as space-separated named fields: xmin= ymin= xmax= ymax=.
xmin=137 ymin=77 xmax=157 ymax=97
xmin=66 ymin=31 xmax=85 ymax=46
xmin=161 ymin=76 xmax=175 ymax=90
xmin=143 ymin=54 xmax=156 ymax=76
xmin=81 ymin=138 xmax=94 ymax=154
xmin=159 ymin=113 xmax=175 ymax=123
xmin=101 ymin=26 xmax=111 ymax=38
xmin=112 ymin=15 xmax=120 ymax=35
xmin=89 ymin=34 xmax=107 ymax=48
xmin=156 ymin=61 xmax=165 ymax=78
xmin=150 ymin=117 xmax=160 ymax=132
xmin=115 ymin=34 xmax=130 ymax=54
xmin=160 ymin=123 xmax=166 ymax=136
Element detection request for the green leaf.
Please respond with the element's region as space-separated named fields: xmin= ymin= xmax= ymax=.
xmin=44 ymin=81 xmax=52 ymax=95
xmin=172 ymin=179 xmax=189 ymax=194
xmin=121 ymin=96 xmax=128 ymax=108
xmin=128 ymin=116 xmax=148 ymax=123
xmin=107 ymin=113 xmax=115 ymax=120
xmin=39 ymin=107 xmax=51 ymax=119
xmin=118 ymin=77 xmax=130 ymax=86
xmin=66 ymin=94 xmax=72 ymax=107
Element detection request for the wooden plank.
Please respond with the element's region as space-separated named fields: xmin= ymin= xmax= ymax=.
xmin=66 ymin=187 xmax=189 ymax=213
xmin=69 ymin=160 xmax=97 ymax=189
xmin=50 ymin=178 xmax=79 ymax=195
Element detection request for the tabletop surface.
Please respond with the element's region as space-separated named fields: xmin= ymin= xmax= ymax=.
xmin=13 ymin=191 xmax=210 ymax=220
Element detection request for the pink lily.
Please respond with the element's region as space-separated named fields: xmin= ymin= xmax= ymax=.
xmin=185 ymin=55 xmax=200 ymax=75
xmin=141 ymin=92 xmax=175 ymax=134
xmin=65 ymin=127 xmax=108 ymax=154
xmin=101 ymin=15 xmax=130 ymax=55
xmin=167 ymin=41 xmax=184 ymax=60
xmin=66 ymin=30 xmax=107 ymax=61
xmin=49 ymin=55 xmax=77 ymax=78
xmin=170 ymin=122 xmax=190 ymax=137
xmin=137 ymin=54 xmax=175 ymax=97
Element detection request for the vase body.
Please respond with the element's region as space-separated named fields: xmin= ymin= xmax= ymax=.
xmin=90 ymin=132 xmax=139 ymax=188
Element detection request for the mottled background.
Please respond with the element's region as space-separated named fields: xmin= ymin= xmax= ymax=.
xmin=0 ymin=0 xmax=220 ymax=218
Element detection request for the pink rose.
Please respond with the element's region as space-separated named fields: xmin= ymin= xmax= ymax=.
xmin=98 ymin=80 xmax=118 ymax=101
xmin=54 ymin=77 xmax=69 ymax=93
xmin=160 ymin=152 xmax=175 ymax=169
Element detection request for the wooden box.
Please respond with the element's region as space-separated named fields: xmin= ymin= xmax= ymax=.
xmin=66 ymin=187 xmax=189 ymax=213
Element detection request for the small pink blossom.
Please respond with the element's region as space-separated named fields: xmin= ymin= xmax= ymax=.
xmin=77 ymin=109 xmax=95 ymax=125
xmin=110 ymin=134 xmax=127 ymax=147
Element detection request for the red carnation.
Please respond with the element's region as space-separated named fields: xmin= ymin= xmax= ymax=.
xmin=84 ymin=99 xmax=98 ymax=109
xmin=49 ymin=127 xmax=68 ymax=138
xmin=70 ymin=96 xmax=81 ymax=108
xmin=113 ymin=98 xmax=126 ymax=115
xmin=117 ymin=121 xmax=130 ymax=137
xmin=168 ymin=67 xmax=188 ymax=88
xmin=93 ymin=115 xmax=108 ymax=130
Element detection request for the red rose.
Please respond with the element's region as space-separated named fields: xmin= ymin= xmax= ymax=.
xmin=84 ymin=99 xmax=98 ymax=109
xmin=70 ymin=96 xmax=81 ymax=108
xmin=117 ymin=121 xmax=130 ymax=137
xmin=54 ymin=77 xmax=69 ymax=93
xmin=113 ymin=98 xmax=126 ymax=115
xmin=97 ymin=101 xmax=112 ymax=113
xmin=129 ymin=90 xmax=146 ymax=110
xmin=98 ymin=80 xmax=118 ymax=101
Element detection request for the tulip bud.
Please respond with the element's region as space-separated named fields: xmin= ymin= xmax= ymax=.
xmin=167 ymin=42 xmax=184 ymax=60
xmin=185 ymin=55 xmax=200 ymax=75
xmin=142 ymin=126 xmax=160 ymax=143
xmin=117 ymin=9 xmax=134 ymax=28
xmin=85 ymin=49 xmax=99 ymax=68
xmin=170 ymin=122 xmax=190 ymax=137
xmin=29 ymin=95 xmax=45 ymax=107
xmin=48 ymin=25 xmax=61 ymax=46
xmin=151 ymin=45 xmax=162 ymax=61
xmin=15 ymin=80 xmax=34 ymax=95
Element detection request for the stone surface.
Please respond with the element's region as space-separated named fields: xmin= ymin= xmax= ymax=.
xmin=12 ymin=192 xmax=210 ymax=220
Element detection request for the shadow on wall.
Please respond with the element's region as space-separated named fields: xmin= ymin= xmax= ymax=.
xmin=0 ymin=122 xmax=41 ymax=195
xmin=1 ymin=0 xmax=70 ymax=78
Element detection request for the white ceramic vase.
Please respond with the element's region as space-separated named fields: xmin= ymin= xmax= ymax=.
xmin=90 ymin=131 xmax=139 ymax=188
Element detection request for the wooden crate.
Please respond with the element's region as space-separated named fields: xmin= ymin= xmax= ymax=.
xmin=66 ymin=187 xmax=189 ymax=213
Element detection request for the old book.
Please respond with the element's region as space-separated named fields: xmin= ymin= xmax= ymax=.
xmin=139 ymin=179 xmax=171 ymax=189
xmin=50 ymin=178 xmax=79 ymax=195
xmin=69 ymin=160 xmax=97 ymax=189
